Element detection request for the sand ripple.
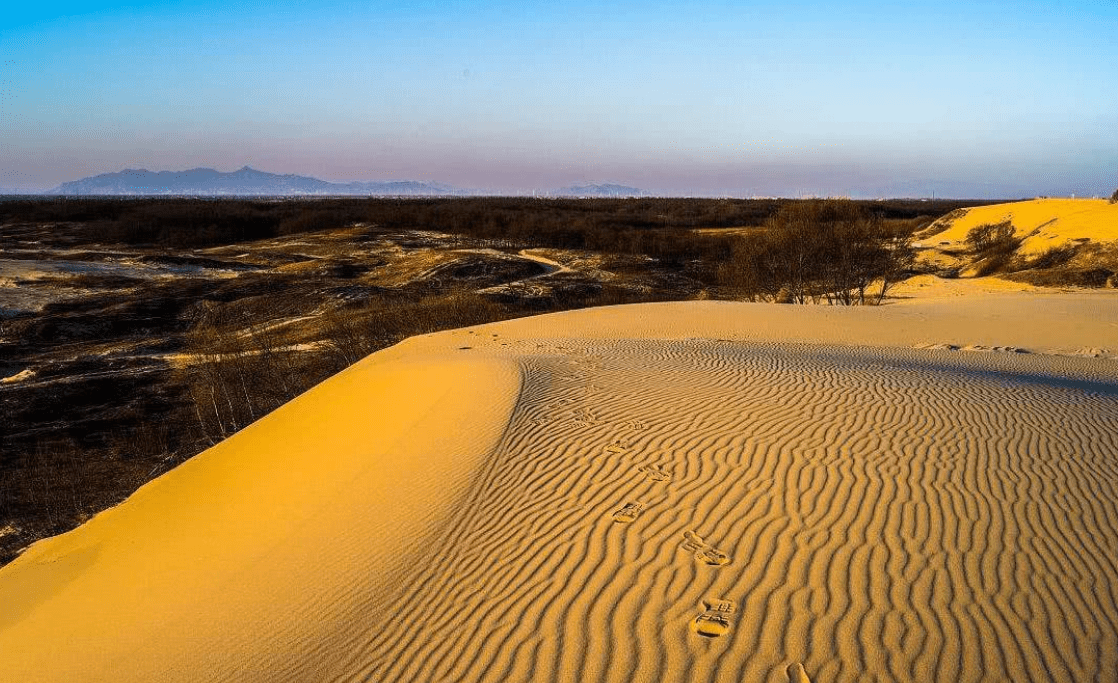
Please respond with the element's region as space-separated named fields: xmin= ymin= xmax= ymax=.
xmin=330 ymin=340 xmax=1118 ymax=683
xmin=4 ymin=318 xmax=1118 ymax=683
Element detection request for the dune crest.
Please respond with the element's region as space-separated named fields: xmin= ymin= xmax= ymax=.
xmin=0 ymin=352 xmax=521 ymax=681
xmin=3 ymin=300 xmax=1118 ymax=682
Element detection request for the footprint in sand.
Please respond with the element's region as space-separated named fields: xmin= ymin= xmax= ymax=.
xmin=696 ymin=547 xmax=731 ymax=566
xmin=605 ymin=441 xmax=631 ymax=455
xmin=571 ymin=407 xmax=599 ymax=426
xmin=681 ymin=530 xmax=731 ymax=566
xmin=620 ymin=419 xmax=647 ymax=431
xmin=691 ymin=599 xmax=735 ymax=638
xmin=612 ymin=502 xmax=643 ymax=523
xmin=786 ymin=662 xmax=812 ymax=683
xmin=638 ymin=464 xmax=672 ymax=482
xmin=681 ymin=530 xmax=706 ymax=552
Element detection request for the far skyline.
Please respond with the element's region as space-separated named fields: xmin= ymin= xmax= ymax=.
xmin=13 ymin=163 xmax=1114 ymax=199
xmin=2 ymin=1 xmax=1116 ymax=197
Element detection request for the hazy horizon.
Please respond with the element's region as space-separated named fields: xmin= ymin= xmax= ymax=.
xmin=3 ymin=1 xmax=1116 ymax=197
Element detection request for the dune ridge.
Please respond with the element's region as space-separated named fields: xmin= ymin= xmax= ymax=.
xmin=0 ymin=352 xmax=522 ymax=681
xmin=3 ymin=299 xmax=1118 ymax=682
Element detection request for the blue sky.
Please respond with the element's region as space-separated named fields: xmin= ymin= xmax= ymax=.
xmin=1 ymin=1 xmax=1116 ymax=196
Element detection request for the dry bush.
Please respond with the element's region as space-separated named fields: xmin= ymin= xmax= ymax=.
xmin=719 ymin=200 xmax=915 ymax=305
xmin=1006 ymin=267 xmax=1115 ymax=288
xmin=180 ymin=290 xmax=522 ymax=446
xmin=179 ymin=299 xmax=336 ymax=446
xmin=0 ymin=436 xmax=161 ymax=565
xmin=34 ymin=273 xmax=147 ymax=289
xmin=1022 ymin=244 xmax=1079 ymax=271
xmin=965 ymin=221 xmax=1022 ymax=276
xmin=965 ymin=221 xmax=1018 ymax=255
xmin=1001 ymin=242 xmax=1117 ymax=288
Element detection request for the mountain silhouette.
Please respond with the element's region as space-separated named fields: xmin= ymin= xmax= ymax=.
xmin=48 ymin=167 xmax=467 ymax=196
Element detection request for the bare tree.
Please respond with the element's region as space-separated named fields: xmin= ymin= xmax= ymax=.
xmin=720 ymin=200 xmax=914 ymax=305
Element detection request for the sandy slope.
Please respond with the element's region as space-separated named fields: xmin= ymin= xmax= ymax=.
xmin=926 ymin=198 xmax=1118 ymax=256
xmin=3 ymin=293 xmax=1118 ymax=683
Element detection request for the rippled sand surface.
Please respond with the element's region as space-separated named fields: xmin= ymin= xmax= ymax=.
xmin=2 ymin=299 xmax=1117 ymax=683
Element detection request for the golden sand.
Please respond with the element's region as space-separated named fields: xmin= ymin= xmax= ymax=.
xmin=2 ymin=291 xmax=1118 ymax=682
xmin=926 ymin=198 xmax=1118 ymax=256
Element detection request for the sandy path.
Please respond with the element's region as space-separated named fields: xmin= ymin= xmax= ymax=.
xmin=3 ymin=297 xmax=1118 ymax=682
xmin=473 ymin=248 xmax=573 ymax=297
xmin=512 ymin=248 xmax=573 ymax=276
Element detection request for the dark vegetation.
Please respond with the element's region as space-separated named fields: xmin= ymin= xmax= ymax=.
xmin=1001 ymin=242 xmax=1118 ymax=288
xmin=0 ymin=195 xmax=996 ymax=564
xmin=1110 ymin=188 xmax=1118 ymax=204
xmin=965 ymin=221 xmax=1023 ymax=276
xmin=0 ymin=195 xmax=990 ymax=255
xmin=719 ymin=200 xmax=918 ymax=304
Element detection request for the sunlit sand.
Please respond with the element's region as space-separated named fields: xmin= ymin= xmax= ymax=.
xmin=2 ymin=286 xmax=1118 ymax=682
xmin=926 ymin=198 xmax=1118 ymax=256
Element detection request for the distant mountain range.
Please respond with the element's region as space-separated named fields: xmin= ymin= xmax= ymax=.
xmin=43 ymin=167 xmax=1055 ymax=199
xmin=42 ymin=167 xmax=656 ymax=198
xmin=47 ymin=167 xmax=469 ymax=196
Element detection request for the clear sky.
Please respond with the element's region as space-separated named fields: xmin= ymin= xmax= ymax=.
xmin=1 ymin=1 xmax=1116 ymax=196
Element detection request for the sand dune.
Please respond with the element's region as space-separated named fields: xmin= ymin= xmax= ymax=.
xmin=926 ymin=198 xmax=1118 ymax=256
xmin=3 ymin=296 xmax=1118 ymax=682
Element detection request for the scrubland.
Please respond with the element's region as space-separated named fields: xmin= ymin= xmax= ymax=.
xmin=2 ymin=196 xmax=996 ymax=563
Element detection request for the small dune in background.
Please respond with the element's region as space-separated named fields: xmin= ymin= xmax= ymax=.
xmin=926 ymin=198 xmax=1118 ymax=256
xmin=913 ymin=198 xmax=1118 ymax=287
xmin=2 ymin=295 xmax=1117 ymax=683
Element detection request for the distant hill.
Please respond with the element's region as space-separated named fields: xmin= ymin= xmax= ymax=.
xmin=47 ymin=167 xmax=468 ymax=196
xmin=552 ymin=183 xmax=648 ymax=198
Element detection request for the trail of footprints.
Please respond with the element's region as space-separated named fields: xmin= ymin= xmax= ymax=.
xmin=601 ymin=429 xmax=738 ymax=641
xmin=558 ymin=347 xmax=795 ymax=678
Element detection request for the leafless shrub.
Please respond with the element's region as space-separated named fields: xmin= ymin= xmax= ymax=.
xmin=964 ymin=221 xmax=1022 ymax=276
xmin=179 ymin=301 xmax=333 ymax=446
xmin=719 ymin=200 xmax=915 ymax=305
xmin=965 ymin=220 xmax=1018 ymax=255
xmin=1006 ymin=267 xmax=1115 ymax=289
